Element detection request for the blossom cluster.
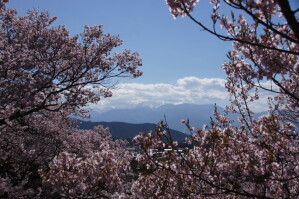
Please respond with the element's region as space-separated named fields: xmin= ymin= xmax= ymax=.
xmin=0 ymin=1 xmax=141 ymax=198
xmin=131 ymin=0 xmax=299 ymax=198
xmin=133 ymin=114 xmax=299 ymax=198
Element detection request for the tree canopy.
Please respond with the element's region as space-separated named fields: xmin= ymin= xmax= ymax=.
xmin=0 ymin=0 xmax=298 ymax=198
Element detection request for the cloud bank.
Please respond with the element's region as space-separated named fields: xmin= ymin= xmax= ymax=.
xmin=90 ymin=76 xmax=276 ymax=113
xmin=91 ymin=77 xmax=228 ymax=111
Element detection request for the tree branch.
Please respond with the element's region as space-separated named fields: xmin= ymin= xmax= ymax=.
xmin=277 ymin=0 xmax=299 ymax=42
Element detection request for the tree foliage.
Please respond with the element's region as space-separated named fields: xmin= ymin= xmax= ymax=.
xmin=132 ymin=0 xmax=299 ymax=198
xmin=1 ymin=0 xmax=299 ymax=198
xmin=0 ymin=0 xmax=141 ymax=198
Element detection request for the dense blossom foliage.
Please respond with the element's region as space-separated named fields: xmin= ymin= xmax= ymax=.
xmin=41 ymin=126 xmax=131 ymax=198
xmin=133 ymin=115 xmax=299 ymax=198
xmin=0 ymin=0 xmax=141 ymax=198
xmin=1 ymin=0 xmax=299 ymax=198
xmin=132 ymin=0 xmax=299 ymax=198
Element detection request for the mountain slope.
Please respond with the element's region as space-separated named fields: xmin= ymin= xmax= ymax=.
xmin=89 ymin=104 xmax=223 ymax=133
xmin=76 ymin=120 xmax=188 ymax=143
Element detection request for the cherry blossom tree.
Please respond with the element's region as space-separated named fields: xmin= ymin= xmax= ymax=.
xmin=40 ymin=126 xmax=132 ymax=198
xmin=132 ymin=0 xmax=299 ymax=198
xmin=0 ymin=0 xmax=141 ymax=198
xmin=1 ymin=0 xmax=298 ymax=198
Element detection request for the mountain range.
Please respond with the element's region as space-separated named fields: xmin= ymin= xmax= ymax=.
xmin=88 ymin=104 xmax=225 ymax=133
xmin=76 ymin=120 xmax=188 ymax=143
xmin=77 ymin=103 xmax=268 ymax=142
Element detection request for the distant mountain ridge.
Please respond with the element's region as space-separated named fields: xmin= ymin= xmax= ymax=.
xmin=89 ymin=104 xmax=224 ymax=133
xmin=76 ymin=120 xmax=188 ymax=143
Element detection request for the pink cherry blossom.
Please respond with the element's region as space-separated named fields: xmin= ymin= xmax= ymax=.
xmin=0 ymin=1 xmax=141 ymax=197
xmin=132 ymin=0 xmax=299 ymax=198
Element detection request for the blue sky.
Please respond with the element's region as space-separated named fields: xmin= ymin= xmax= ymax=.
xmin=8 ymin=0 xmax=231 ymax=83
xmin=8 ymin=0 xmax=288 ymax=112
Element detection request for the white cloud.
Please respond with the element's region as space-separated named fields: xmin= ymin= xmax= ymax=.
xmin=177 ymin=77 xmax=226 ymax=89
xmin=89 ymin=77 xmax=278 ymax=113
xmin=90 ymin=77 xmax=229 ymax=112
